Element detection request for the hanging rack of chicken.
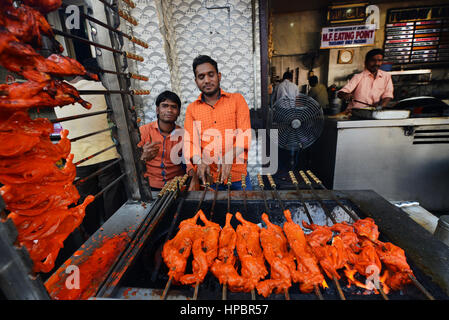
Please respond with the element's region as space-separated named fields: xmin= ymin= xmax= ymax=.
xmin=0 ymin=0 xmax=150 ymax=280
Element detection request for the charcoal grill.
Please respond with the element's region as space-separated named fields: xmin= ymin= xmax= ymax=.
xmin=44 ymin=177 xmax=449 ymax=300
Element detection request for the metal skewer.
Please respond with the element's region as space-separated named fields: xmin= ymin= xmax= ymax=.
xmin=260 ymin=175 xmax=290 ymax=300
xmin=287 ymin=171 xmax=324 ymax=299
xmin=266 ymin=174 xmax=285 ymax=212
xmin=242 ymin=174 xmax=248 ymax=215
xmin=222 ymin=174 xmax=232 ymax=300
xmin=193 ymin=171 xmax=224 ymax=300
xmin=288 ymin=171 xmax=314 ymax=224
xmin=257 ymin=174 xmax=270 ymax=215
xmin=297 ymin=171 xmax=347 ymax=300
xmin=409 ymin=274 xmax=435 ymax=300
xmin=298 ymin=171 xmax=337 ymax=224
xmin=305 ymin=170 xmax=359 ymax=222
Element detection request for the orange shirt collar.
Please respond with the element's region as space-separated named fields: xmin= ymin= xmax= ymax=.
xmin=195 ymin=88 xmax=229 ymax=103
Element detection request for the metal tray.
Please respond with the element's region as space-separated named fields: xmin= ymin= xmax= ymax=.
xmin=352 ymin=108 xmax=411 ymax=120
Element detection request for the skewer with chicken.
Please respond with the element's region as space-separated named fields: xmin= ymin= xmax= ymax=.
xmin=179 ymin=210 xmax=221 ymax=287
xmin=283 ymin=210 xmax=327 ymax=294
xmin=210 ymin=213 xmax=248 ymax=292
xmin=256 ymin=213 xmax=296 ymax=298
xmin=235 ymin=212 xmax=268 ymax=292
xmin=162 ymin=211 xmax=201 ymax=283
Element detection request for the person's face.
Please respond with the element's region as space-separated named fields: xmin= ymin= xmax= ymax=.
xmin=194 ymin=62 xmax=221 ymax=96
xmin=156 ymin=99 xmax=180 ymax=123
xmin=366 ymin=54 xmax=384 ymax=74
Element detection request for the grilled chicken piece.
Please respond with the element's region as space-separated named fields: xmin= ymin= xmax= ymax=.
xmin=162 ymin=211 xmax=201 ymax=282
xmin=256 ymin=213 xmax=295 ymax=297
xmin=21 ymin=0 xmax=62 ymax=13
xmin=375 ymin=241 xmax=413 ymax=290
xmin=330 ymin=222 xmax=360 ymax=263
xmin=354 ymin=239 xmax=382 ymax=276
xmin=302 ymin=221 xmax=342 ymax=280
xmin=0 ymin=30 xmax=96 ymax=82
xmin=353 ymin=218 xmax=380 ymax=242
xmin=180 ymin=210 xmax=220 ymax=286
xmin=0 ymin=4 xmax=54 ymax=47
xmin=0 ymin=80 xmax=92 ymax=110
xmin=22 ymin=195 xmax=94 ymax=273
xmin=210 ymin=213 xmax=248 ymax=292
xmin=235 ymin=212 xmax=267 ymax=291
xmin=283 ymin=210 xmax=326 ymax=293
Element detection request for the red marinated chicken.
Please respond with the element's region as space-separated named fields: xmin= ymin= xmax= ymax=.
xmin=179 ymin=210 xmax=220 ymax=286
xmin=235 ymin=212 xmax=268 ymax=291
xmin=256 ymin=213 xmax=296 ymax=297
xmin=162 ymin=211 xmax=201 ymax=282
xmin=283 ymin=210 xmax=326 ymax=293
xmin=353 ymin=218 xmax=380 ymax=242
xmin=210 ymin=213 xmax=248 ymax=292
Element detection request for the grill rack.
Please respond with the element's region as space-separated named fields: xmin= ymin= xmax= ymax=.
xmin=110 ymin=187 xmax=449 ymax=300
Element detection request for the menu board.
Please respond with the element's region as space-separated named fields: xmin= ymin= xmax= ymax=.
xmin=383 ymin=6 xmax=449 ymax=65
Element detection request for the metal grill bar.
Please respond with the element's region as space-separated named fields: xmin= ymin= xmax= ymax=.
xmin=53 ymin=29 xmax=122 ymax=54
xmin=50 ymin=110 xmax=111 ymax=123
xmin=74 ymin=144 xmax=117 ymax=166
xmin=74 ymin=157 xmax=122 ymax=186
xmin=93 ymin=173 xmax=126 ymax=200
xmin=69 ymin=126 xmax=116 ymax=143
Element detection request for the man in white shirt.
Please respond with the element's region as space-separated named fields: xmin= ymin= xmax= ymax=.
xmin=272 ymin=71 xmax=299 ymax=103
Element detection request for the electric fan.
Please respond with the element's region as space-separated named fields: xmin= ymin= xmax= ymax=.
xmin=270 ymin=93 xmax=324 ymax=152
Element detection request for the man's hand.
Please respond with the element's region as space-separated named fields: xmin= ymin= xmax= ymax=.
xmin=197 ymin=163 xmax=212 ymax=186
xmin=140 ymin=141 xmax=161 ymax=162
xmin=218 ymin=164 xmax=232 ymax=184
xmin=187 ymin=168 xmax=200 ymax=191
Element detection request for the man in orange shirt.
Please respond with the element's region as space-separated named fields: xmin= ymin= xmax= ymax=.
xmin=184 ymin=55 xmax=252 ymax=191
xmin=138 ymin=91 xmax=185 ymax=190
xmin=338 ymin=48 xmax=394 ymax=111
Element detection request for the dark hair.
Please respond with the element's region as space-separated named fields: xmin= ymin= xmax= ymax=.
xmin=192 ymin=55 xmax=218 ymax=76
xmin=156 ymin=90 xmax=181 ymax=110
xmin=365 ymin=49 xmax=384 ymax=63
xmin=282 ymin=71 xmax=293 ymax=80
xmin=309 ymin=75 xmax=318 ymax=86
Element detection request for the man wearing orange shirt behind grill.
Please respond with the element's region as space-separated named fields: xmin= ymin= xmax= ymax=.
xmin=184 ymin=55 xmax=252 ymax=191
xmin=138 ymin=91 xmax=185 ymax=190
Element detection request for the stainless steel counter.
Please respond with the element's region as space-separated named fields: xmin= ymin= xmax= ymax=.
xmin=308 ymin=117 xmax=449 ymax=211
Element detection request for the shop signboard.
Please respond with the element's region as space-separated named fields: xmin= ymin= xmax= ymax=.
xmin=320 ymin=24 xmax=376 ymax=49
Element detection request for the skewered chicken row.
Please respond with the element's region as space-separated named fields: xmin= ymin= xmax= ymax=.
xmin=179 ymin=210 xmax=221 ymax=286
xmin=0 ymin=0 xmax=97 ymax=274
xmin=0 ymin=30 xmax=97 ymax=82
xmin=162 ymin=211 xmax=201 ymax=283
xmin=283 ymin=210 xmax=326 ymax=293
xmin=0 ymin=79 xmax=92 ymax=110
xmin=256 ymin=213 xmax=296 ymax=297
xmin=0 ymin=4 xmax=54 ymax=47
xmin=1 ymin=0 xmax=62 ymax=13
xmin=235 ymin=212 xmax=268 ymax=292
xmin=210 ymin=213 xmax=248 ymax=292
